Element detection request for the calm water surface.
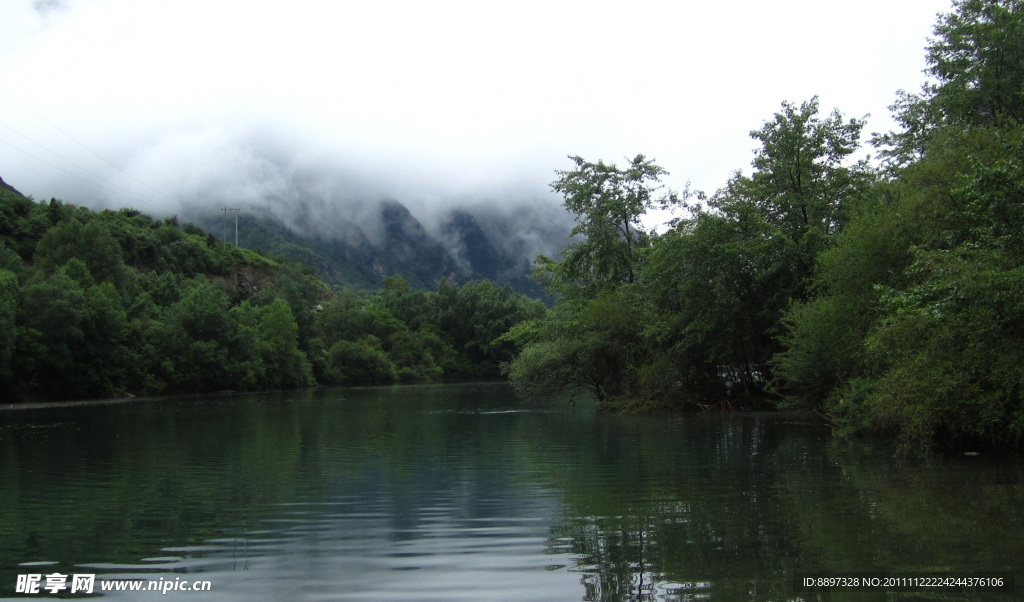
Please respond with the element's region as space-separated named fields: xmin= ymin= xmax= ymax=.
xmin=1 ymin=382 xmax=1022 ymax=600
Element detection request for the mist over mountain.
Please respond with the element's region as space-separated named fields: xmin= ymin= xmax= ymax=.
xmin=192 ymin=193 xmax=571 ymax=298
xmin=1 ymin=117 xmax=575 ymax=296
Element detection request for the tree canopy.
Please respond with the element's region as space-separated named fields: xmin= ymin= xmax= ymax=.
xmin=506 ymin=0 xmax=1024 ymax=454
xmin=0 ymin=189 xmax=545 ymax=402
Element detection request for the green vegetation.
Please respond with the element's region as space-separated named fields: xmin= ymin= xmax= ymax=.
xmin=506 ymin=0 xmax=1024 ymax=454
xmin=0 ymin=190 xmax=545 ymax=402
xmin=5 ymin=0 xmax=1022 ymax=455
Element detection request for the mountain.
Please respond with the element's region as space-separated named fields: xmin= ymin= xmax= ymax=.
xmin=0 ymin=176 xmax=23 ymax=198
xmin=194 ymin=199 xmax=560 ymax=298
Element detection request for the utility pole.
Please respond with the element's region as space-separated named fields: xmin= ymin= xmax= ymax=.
xmin=222 ymin=207 xmax=241 ymax=246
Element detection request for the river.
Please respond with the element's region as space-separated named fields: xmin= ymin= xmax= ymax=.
xmin=1 ymin=382 xmax=1021 ymax=600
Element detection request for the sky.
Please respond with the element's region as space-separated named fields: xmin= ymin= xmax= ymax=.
xmin=0 ymin=0 xmax=953 ymax=234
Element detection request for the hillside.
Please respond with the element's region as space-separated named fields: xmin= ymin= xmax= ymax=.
xmin=192 ymin=198 xmax=555 ymax=298
xmin=0 ymin=182 xmax=547 ymax=402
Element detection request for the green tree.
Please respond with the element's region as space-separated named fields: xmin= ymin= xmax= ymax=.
xmin=541 ymin=155 xmax=678 ymax=298
xmin=860 ymin=139 xmax=1024 ymax=451
xmin=631 ymin=99 xmax=868 ymax=405
xmin=506 ymin=155 xmax=678 ymax=404
xmin=434 ymin=278 xmax=546 ymax=375
xmin=157 ymin=279 xmax=236 ymax=392
xmin=639 ymin=209 xmax=790 ymax=402
xmin=504 ymin=286 xmax=643 ymax=403
xmin=15 ymin=269 xmax=86 ymax=399
xmin=326 ymin=335 xmax=398 ymax=385
xmin=929 ymin=0 xmax=1024 ymax=128
xmin=256 ymin=298 xmax=314 ymax=389
xmin=719 ymin=97 xmax=869 ymax=286
xmin=33 ymin=219 xmax=128 ymax=292
xmin=875 ymin=0 xmax=1024 ymax=169
xmin=377 ymin=275 xmax=430 ymax=330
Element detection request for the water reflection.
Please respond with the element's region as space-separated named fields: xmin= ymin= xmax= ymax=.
xmin=1 ymin=383 xmax=1022 ymax=600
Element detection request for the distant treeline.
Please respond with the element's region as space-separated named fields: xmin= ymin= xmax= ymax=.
xmin=0 ymin=188 xmax=544 ymax=402
xmin=504 ymin=0 xmax=1024 ymax=454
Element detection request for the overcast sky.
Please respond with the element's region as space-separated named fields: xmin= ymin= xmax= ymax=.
xmin=0 ymin=0 xmax=952 ymax=230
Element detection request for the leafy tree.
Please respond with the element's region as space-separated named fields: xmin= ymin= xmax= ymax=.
xmin=326 ymin=335 xmax=398 ymax=385
xmin=777 ymin=0 xmax=1024 ymax=453
xmin=635 ymin=98 xmax=867 ymax=405
xmin=156 ymin=279 xmax=236 ymax=392
xmin=504 ymin=286 xmax=643 ymax=402
xmin=718 ymin=97 xmax=869 ymax=285
xmin=377 ymin=275 xmax=430 ymax=331
xmin=773 ymin=184 xmax=913 ymax=406
xmin=929 ymin=0 xmax=1024 ymax=128
xmin=540 ymin=155 xmax=679 ymax=298
xmin=15 ymin=269 xmax=86 ymax=398
xmin=874 ymin=0 xmax=1024 ymax=169
xmin=857 ymin=139 xmax=1024 ymax=451
xmin=506 ymin=155 xmax=678 ymax=403
xmin=257 ymin=261 xmax=325 ymax=354
xmin=434 ymin=278 xmax=545 ymax=375
xmin=640 ymin=209 xmax=791 ymax=402
xmin=0 ymin=188 xmax=51 ymax=260
xmin=315 ymin=287 xmax=372 ymax=344
xmin=256 ymin=298 xmax=314 ymax=389
xmin=33 ymin=219 xmax=128 ymax=292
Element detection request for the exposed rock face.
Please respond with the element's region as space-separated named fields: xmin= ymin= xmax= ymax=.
xmin=195 ymin=198 xmax=563 ymax=297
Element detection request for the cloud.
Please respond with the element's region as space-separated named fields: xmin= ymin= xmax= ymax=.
xmin=32 ymin=0 xmax=69 ymax=14
xmin=0 ymin=0 xmax=952 ymax=244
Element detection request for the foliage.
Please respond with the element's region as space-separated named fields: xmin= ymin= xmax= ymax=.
xmin=434 ymin=277 xmax=546 ymax=376
xmin=927 ymin=0 xmax=1024 ymax=128
xmin=503 ymin=287 xmax=644 ymax=403
xmin=0 ymin=189 xmax=541 ymax=401
xmin=539 ymin=155 xmax=679 ymax=299
xmin=874 ymin=0 xmax=1024 ymax=170
xmin=510 ymin=99 xmax=868 ymax=410
xmin=508 ymin=0 xmax=1024 ymax=456
xmin=860 ymin=142 xmax=1024 ymax=451
xmin=778 ymin=0 xmax=1024 ymax=453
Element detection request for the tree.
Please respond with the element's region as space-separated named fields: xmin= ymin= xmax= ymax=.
xmin=632 ymin=99 xmax=867 ymax=405
xmin=718 ymin=97 xmax=869 ymax=286
xmin=929 ymin=0 xmax=1024 ymax=128
xmin=875 ymin=0 xmax=1024 ymax=169
xmin=854 ymin=139 xmax=1024 ymax=452
xmin=257 ymin=298 xmax=314 ymax=389
xmin=541 ymin=155 xmax=679 ymax=298
xmin=433 ymin=278 xmax=545 ymax=374
xmin=326 ymin=336 xmax=398 ymax=385
xmin=503 ymin=286 xmax=644 ymax=403
xmin=33 ymin=219 xmax=128 ymax=292
xmin=505 ymin=155 xmax=678 ymax=404
xmin=15 ymin=269 xmax=86 ymax=399
xmin=377 ymin=275 xmax=430 ymax=330
xmin=640 ymin=208 xmax=792 ymax=402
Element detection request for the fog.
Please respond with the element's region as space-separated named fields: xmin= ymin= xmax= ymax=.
xmin=0 ymin=0 xmax=952 ymax=251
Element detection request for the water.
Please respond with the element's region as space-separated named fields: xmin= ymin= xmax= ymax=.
xmin=1 ymin=382 xmax=1021 ymax=600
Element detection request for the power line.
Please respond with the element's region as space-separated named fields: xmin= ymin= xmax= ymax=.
xmin=0 ymin=118 xmax=158 ymax=204
xmin=0 ymin=83 xmax=177 ymax=204
xmin=0 ymin=135 xmax=155 ymax=206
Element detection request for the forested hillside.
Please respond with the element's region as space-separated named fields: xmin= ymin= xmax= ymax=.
xmin=505 ymin=0 xmax=1024 ymax=454
xmin=0 ymin=187 xmax=544 ymax=402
